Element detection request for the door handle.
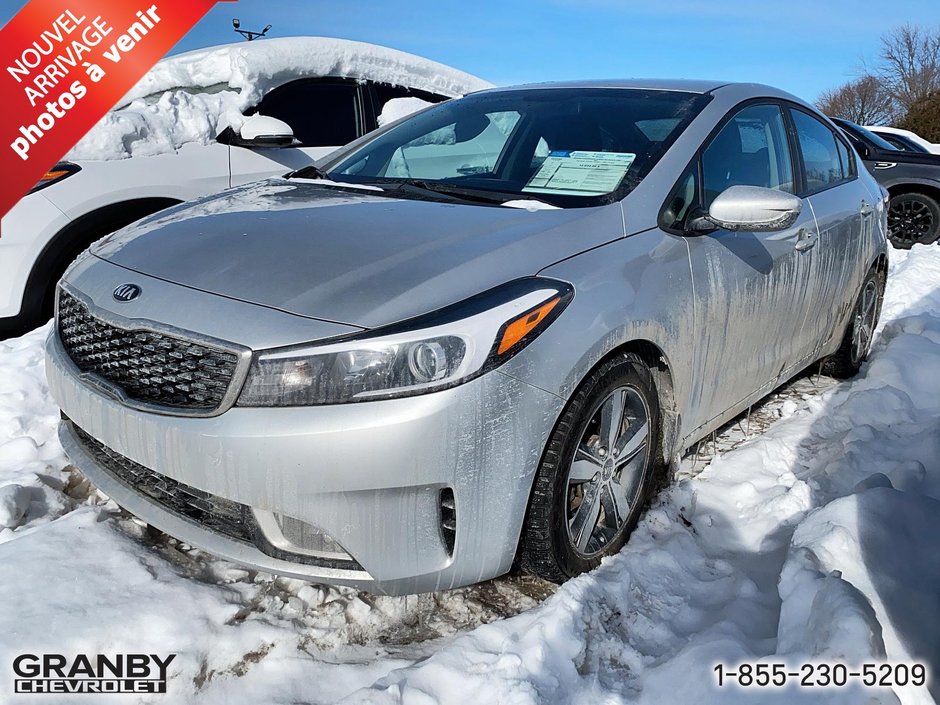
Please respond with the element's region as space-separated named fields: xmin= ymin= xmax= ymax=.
xmin=795 ymin=229 xmax=817 ymax=252
xmin=860 ymin=200 xmax=873 ymax=216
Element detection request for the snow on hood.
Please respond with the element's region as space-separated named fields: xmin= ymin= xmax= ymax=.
xmin=66 ymin=37 xmax=492 ymax=162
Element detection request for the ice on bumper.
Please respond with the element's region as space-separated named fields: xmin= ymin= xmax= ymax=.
xmin=47 ymin=328 xmax=563 ymax=594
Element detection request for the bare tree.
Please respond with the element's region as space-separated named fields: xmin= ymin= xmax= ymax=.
xmin=817 ymin=75 xmax=897 ymax=125
xmin=878 ymin=24 xmax=940 ymax=111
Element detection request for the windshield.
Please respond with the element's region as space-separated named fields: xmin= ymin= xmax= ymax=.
xmin=319 ymin=88 xmax=711 ymax=208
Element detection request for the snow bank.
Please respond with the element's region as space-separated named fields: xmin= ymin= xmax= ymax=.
xmin=68 ymin=37 xmax=491 ymax=161
xmin=1 ymin=247 xmax=939 ymax=703
xmin=780 ymin=488 xmax=940 ymax=702
xmin=0 ymin=327 xmax=70 ymax=539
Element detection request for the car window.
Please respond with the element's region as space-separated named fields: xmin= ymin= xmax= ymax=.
xmin=791 ymin=110 xmax=846 ymax=192
xmin=701 ymin=104 xmax=794 ymax=208
xmin=834 ymin=135 xmax=857 ymax=179
xmin=252 ymin=79 xmax=361 ymax=148
xmin=881 ymin=134 xmax=910 ymax=151
xmin=877 ymin=133 xmax=928 ymax=153
xmin=327 ymin=88 xmax=712 ymax=208
xmin=369 ymin=82 xmax=452 ymax=132
xmin=661 ymin=164 xmax=698 ymax=230
xmin=383 ymin=110 xmax=522 ymax=179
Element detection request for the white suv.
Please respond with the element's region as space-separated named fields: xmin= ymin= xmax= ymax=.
xmin=0 ymin=37 xmax=487 ymax=337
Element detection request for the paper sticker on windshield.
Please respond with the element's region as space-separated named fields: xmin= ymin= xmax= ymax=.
xmin=523 ymin=151 xmax=636 ymax=196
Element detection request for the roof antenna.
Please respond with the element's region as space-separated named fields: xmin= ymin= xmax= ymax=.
xmin=232 ymin=19 xmax=272 ymax=41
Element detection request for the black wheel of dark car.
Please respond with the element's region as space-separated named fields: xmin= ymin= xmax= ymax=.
xmin=822 ymin=267 xmax=885 ymax=379
xmin=887 ymin=193 xmax=940 ymax=249
xmin=519 ymin=352 xmax=663 ymax=582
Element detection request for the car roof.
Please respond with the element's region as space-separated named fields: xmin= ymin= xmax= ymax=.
xmin=475 ymin=79 xmax=808 ymax=104
xmin=479 ymin=78 xmax=727 ymax=94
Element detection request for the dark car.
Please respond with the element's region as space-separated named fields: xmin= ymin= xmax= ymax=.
xmin=832 ymin=118 xmax=940 ymax=248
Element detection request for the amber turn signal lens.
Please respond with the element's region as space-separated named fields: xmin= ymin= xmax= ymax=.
xmin=38 ymin=170 xmax=70 ymax=184
xmin=497 ymin=296 xmax=561 ymax=355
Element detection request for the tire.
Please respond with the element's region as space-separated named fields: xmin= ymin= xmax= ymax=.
xmin=519 ymin=352 xmax=663 ymax=582
xmin=887 ymin=192 xmax=940 ymax=249
xmin=822 ymin=267 xmax=885 ymax=379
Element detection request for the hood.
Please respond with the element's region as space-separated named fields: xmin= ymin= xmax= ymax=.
xmin=92 ymin=180 xmax=624 ymax=328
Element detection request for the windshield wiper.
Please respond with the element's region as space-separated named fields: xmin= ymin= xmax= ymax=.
xmin=384 ymin=180 xmax=557 ymax=208
xmin=285 ymin=173 xmax=559 ymax=208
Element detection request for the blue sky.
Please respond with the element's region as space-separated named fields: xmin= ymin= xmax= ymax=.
xmin=5 ymin=0 xmax=940 ymax=101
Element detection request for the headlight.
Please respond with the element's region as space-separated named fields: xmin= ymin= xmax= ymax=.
xmin=29 ymin=162 xmax=81 ymax=194
xmin=237 ymin=278 xmax=573 ymax=406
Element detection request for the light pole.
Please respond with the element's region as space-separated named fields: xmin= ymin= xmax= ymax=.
xmin=232 ymin=19 xmax=272 ymax=41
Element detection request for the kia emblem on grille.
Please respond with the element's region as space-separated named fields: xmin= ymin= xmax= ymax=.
xmin=112 ymin=284 xmax=142 ymax=302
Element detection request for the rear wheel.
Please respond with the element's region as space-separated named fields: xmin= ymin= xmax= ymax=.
xmin=887 ymin=192 xmax=940 ymax=248
xmin=519 ymin=352 xmax=662 ymax=582
xmin=822 ymin=267 xmax=885 ymax=379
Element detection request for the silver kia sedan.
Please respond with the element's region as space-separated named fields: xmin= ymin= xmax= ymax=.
xmin=47 ymin=80 xmax=888 ymax=595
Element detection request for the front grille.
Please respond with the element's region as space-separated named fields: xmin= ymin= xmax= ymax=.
xmin=72 ymin=424 xmax=251 ymax=543
xmin=57 ymin=291 xmax=239 ymax=412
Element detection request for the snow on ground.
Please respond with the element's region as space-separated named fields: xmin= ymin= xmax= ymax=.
xmin=67 ymin=37 xmax=492 ymax=161
xmin=0 ymin=246 xmax=938 ymax=704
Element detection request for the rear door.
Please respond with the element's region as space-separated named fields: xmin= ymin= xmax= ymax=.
xmin=672 ymin=102 xmax=820 ymax=435
xmin=788 ymin=107 xmax=871 ymax=355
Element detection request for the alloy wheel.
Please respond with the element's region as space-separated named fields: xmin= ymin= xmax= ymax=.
xmin=565 ymin=385 xmax=650 ymax=557
xmin=888 ymin=197 xmax=935 ymax=246
xmin=851 ymin=279 xmax=878 ymax=365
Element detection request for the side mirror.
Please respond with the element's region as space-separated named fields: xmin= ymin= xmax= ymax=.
xmin=236 ymin=115 xmax=295 ymax=148
xmin=696 ymin=185 xmax=802 ymax=232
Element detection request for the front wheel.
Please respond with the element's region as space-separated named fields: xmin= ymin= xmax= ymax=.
xmin=519 ymin=352 xmax=662 ymax=582
xmin=887 ymin=192 xmax=940 ymax=248
xmin=822 ymin=267 xmax=885 ymax=379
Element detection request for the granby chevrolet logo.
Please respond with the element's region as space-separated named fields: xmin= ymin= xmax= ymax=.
xmin=13 ymin=653 xmax=176 ymax=695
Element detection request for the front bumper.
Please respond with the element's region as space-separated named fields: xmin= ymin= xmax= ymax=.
xmin=47 ymin=330 xmax=563 ymax=595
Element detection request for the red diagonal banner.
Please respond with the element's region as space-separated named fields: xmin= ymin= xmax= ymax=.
xmin=0 ymin=0 xmax=235 ymax=220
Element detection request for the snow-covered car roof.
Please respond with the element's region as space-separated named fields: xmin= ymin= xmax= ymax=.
xmin=67 ymin=37 xmax=492 ymax=161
